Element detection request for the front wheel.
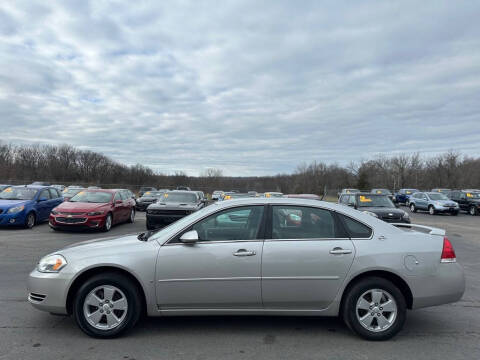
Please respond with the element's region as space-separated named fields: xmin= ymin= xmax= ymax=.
xmin=342 ymin=277 xmax=406 ymax=341
xmin=428 ymin=206 xmax=435 ymax=215
xmin=73 ymin=272 xmax=142 ymax=338
xmin=24 ymin=212 xmax=36 ymax=229
xmin=102 ymin=214 xmax=113 ymax=232
xmin=409 ymin=204 xmax=416 ymax=213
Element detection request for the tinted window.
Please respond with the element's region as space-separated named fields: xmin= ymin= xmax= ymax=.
xmin=165 ymin=192 xmax=197 ymax=203
xmin=49 ymin=188 xmax=59 ymax=198
xmin=272 ymin=206 xmax=337 ymax=239
xmin=39 ymin=189 xmax=51 ymax=200
xmin=338 ymin=213 xmax=372 ymax=238
xmin=190 ymin=206 xmax=264 ymax=242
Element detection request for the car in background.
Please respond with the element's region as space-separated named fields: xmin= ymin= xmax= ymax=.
xmin=49 ymin=189 xmax=135 ymax=232
xmin=135 ymin=190 xmax=166 ymax=211
xmin=447 ymin=190 xmax=480 ymax=215
xmin=146 ymin=191 xmax=205 ymax=230
xmin=138 ymin=187 xmax=157 ymax=198
xmin=0 ymin=184 xmax=12 ymax=192
xmin=176 ymin=186 xmax=191 ymax=191
xmin=286 ymin=194 xmax=322 ymax=200
xmin=212 ymin=190 xmax=224 ymax=201
xmin=52 ymin=184 xmax=66 ymax=192
xmin=30 ymin=181 xmax=51 ymax=186
xmin=338 ymin=188 xmax=360 ymax=198
xmin=408 ymin=192 xmax=459 ymax=215
xmin=0 ymin=185 xmax=63 ymax=228
xmin=223 ymin=192 xmax=251 ymax=200
xmin=28 ymin=197 xmax=465 ymax=340
xmin=371 ymin=189 xmax=394 ymax=202
xmin=339 ymin=192 xmax=410 ymax=223
xmin=431 ymin=188 xmax=451 ymax=193
xmin=394 ymin=188 xmax=419 ymax=205
xmin=87 ymin=186 xmax=101 ymax=190
xmin=264 ymin=192 xmax=284 ymax=198
xmin=62 ymin=186 xmax=84 ymax=201
xmin=248 ymin=191 xmax=258 ymax=197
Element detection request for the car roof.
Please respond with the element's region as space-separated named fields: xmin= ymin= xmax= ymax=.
xmin=83 ymin=189 xmax=116 ymax=193
xmin=167 ymin=190 xmax=197 ymax=194
xmin=13 ymin=185 xmax=49 ymax=190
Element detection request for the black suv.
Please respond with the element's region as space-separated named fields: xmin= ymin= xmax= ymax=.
xmin=447 ymin=190 xmax=480 ymax=215
xmin=338 ymin=192 xmax=410 ymax=223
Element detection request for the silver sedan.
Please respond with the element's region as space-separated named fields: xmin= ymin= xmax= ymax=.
xmin=28 ymin=198 xmax=465 ymax=340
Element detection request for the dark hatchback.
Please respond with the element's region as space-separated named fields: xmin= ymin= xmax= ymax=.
xmin=339 ymin=193 xmax=410 ymax=223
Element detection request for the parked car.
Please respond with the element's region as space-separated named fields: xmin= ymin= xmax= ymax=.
xmin=286 ymin=194 xmax=322 ymax=200
xmin=371 ymin=189 xmax=394 ymax=202
xmin=135 ymin=191 xmax=166 ymax=211
xmin=223 ymin=192 xmax=251 ymax=200
xmin=146 ymin=190 xmax=205 ymax=230
xmin=264 ymin=192 xmax=284 ymax=198
xmin=62 ymin=187 xmax=84 ymax=201
xmin=176 ymin=186 xmax=191 ymax=191
xmin=0 ymin=184 xmax=12 ymax=192
xmin=339 ymin=193 xmax=410 ymax=223
xmin=447 ymin=190 xmax=480 ymax=215
xmin=0 ymin=185 xmax=63 ymax=228
xmin=28 ymin=197 xmax=465 ymax=340
xmin=338 ymin=189 xmax=360 ymax=198
xmin=49 ymin=189 xmax=135 ymax=232
xmin=394 ymin=189 xmax=419 ymax=205
xmin=408 ymin=192 xmax=459 ymax=215
xmin=138 ymin=187 xmax=157 ymax=198
xmin=247 ymin=191 xmax=259 ymax=197
xmin=431 ymin=188 xmax=451 ymax=193
xmin=211 ymin=190 xmax=224 ymax=201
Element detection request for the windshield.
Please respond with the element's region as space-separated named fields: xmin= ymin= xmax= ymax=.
xmin=63 ymin=189 xmax=82 ymax=197
xmin=428 ymin=193 xmax=448 ymax=200
xmin=373 ymin=189 xmax=391 ymax=195
xmin=357 ymin=195 xmax=395 ymax=207
xmin=0 ymin=187 xmax=38 ymax=200
xmin=70 ymin=191 xmax=113 ymax=203
xmin=142 ymin=191 xmax=164 ymax=197
xmin=404 ymin=189 xmax=418 ymax=194
xmin=164 ymin=192 xmax=197 ymax=203
xmin=466 ymin=192 xmax=480 ymax=199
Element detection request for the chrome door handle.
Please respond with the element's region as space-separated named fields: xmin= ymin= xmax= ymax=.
xmin=233 ymin=249 xmax=256 ymax=257
xmin=329 ymin=247 xmax=352 ymax=255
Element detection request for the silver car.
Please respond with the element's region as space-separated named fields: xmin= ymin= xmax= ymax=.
xmin=28 ymin=198 xmax=465 ymax=340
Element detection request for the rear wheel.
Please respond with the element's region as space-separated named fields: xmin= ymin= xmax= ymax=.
xmin=24 ymin=212 xmax=36 ymax=229
xmin=428 ymin=206 xmax=435 ymax=215
xmin=409 ymin=203 xmax=416 ymax=213
xmin=342 ymin=277 xmax=406 ymax=341
xmin=469 ymin=206 xmax=478 ymax=216
xmin=73 ymin=272 xmax=142 ymax=338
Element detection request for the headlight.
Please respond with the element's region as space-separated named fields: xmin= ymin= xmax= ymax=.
xmin=51 ymin=209 xmax=58 ymax=215
xmin=362 ymin=211 xmax=378 ymax=218
xmin=37 ymin=254 xmax=67 ymax=273
xmin=87 ymin=211 xmax=104 ymax=216
xmin=7 ymin=205 xmax=25 ymax=214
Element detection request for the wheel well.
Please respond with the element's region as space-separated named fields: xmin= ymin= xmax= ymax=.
xmin=340 ymin=270 xmax=413 ymax=312
xmin=66 ymin=266 xmax=147 ymax=315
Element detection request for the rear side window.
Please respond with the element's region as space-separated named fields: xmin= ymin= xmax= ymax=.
xmin=272 ymin=206 xmax=338 ymax=239
xmin=338 ymin=213 xmax=372 ymax=238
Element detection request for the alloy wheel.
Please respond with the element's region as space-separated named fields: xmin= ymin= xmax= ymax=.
xmin=83 ymin=285 xmax=128 ymax=330
xmin=356 ymin=289 xmax=397 ymax=333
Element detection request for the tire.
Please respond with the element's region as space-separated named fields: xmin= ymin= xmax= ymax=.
xmin=409 ymin=203 xmax=416 ymax=213
xmin=128 ymin=209 xmax=135 ymax=223
xmin=102 ymin=214 xmax=113 ymax=232
xmin=73 ymin=272 xmax=142 ymax=338
xmin=452 ymin=210 xmax=459 ymax=216
xmin=428 ymin=206 xmax=435 ymax=215
xmin=405 ymin=199 xmax=410 ymax=207
xmin=469 ymin=206 xmax=478 ymax=216
xmin=342 ymin=277 xmax=406 ymax=341
xmin=24 ymin=212 xmax=36 ymax=229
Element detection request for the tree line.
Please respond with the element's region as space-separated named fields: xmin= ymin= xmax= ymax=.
xmin=1 ymin=142 xmax=479 ymax=194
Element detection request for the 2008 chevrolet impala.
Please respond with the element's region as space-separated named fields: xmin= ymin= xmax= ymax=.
xmin=28 ymin=198 xmax=465 ymax=340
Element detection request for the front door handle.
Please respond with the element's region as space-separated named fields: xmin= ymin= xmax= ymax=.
xmin=329 ymin=247 xmax=352 ymax=255
xmin=233 ymin=249 xmax=256 ymax=257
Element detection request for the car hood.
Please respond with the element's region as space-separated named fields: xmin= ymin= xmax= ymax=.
xmin=357 ymin=207 xmax=405 ymax=216
xmin=60 ymin=234 xmax=139 ymax=253
xmin=55 ymin=201 xmax=110 ymax=212
xmin=148 ymin=201 xmax=199 ymax=210
xmin=0 ymin=199 xmax=31 ymax=210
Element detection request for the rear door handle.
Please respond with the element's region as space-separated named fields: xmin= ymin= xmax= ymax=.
xmin=329 ymin=247 xmax=352 ymax=255
xmin=233 ymin=249 xmax=256 ymax=257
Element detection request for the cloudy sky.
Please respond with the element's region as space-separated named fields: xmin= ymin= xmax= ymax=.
xmin=1 ymin=1 xmax=479 ymax=176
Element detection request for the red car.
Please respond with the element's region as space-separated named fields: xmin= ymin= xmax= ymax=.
xmin=49 ymin=189 xmax=135 ymax=232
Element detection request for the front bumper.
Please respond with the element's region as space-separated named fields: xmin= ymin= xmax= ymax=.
xmin=0 ymin=210 xmax=27 ymax=226
xmin=433 ymin=205 xmax=459 ymax=213
xmin=49 ymin=214 xmax=107 ymax=230
xmin=27 ymin=269 xmax=71 ymax=315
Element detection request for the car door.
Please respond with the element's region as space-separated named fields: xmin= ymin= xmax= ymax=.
xmin=155 ymin=205 xmax=265 ymax=309
xmin=48 ymin=188 xmax=63 ymax=211
xmin=262 ymin=205 xmax=355 ymax=310
xmin=112 ymin=192 xmax=125 ymax=223
xmin=35 ymin=189 xmax=52 ymax=220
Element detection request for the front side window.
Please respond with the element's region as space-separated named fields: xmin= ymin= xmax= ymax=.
xmin=189 ymin=206 xmax=265 ymax=242
xmin=272 ymin=206 xmax=337 ymax=239
xmin=49 ymin=188 xmax=59 ymax=198
xmin=39 ymin=189 xmax=51 ymax=200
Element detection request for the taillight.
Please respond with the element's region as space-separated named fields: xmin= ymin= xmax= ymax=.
xmin=441 ymin=236 xmax=456 ymax=263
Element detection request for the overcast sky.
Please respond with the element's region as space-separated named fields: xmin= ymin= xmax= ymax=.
xmin=1 ymin=1 xmax=479 ymax=176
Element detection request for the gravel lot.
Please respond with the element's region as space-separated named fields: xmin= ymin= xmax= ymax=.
xmin=0 ymin=209 xmax=479 ymax=360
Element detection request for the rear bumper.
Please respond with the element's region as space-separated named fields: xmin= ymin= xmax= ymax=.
xmin=410 ymin=262 xmax=465 ymax=309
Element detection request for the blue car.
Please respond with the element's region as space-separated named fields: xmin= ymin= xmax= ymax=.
xmin=394 ymin=188 xmax=419 ymax=205
xmin=0 ymin=185 xmax=63 ymax=228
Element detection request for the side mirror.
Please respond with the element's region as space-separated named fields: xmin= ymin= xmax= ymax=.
xmin=180 ymin=230 xmax=199 ymax=244
xmin=38 ymin=197 xmax=48 ymax=202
